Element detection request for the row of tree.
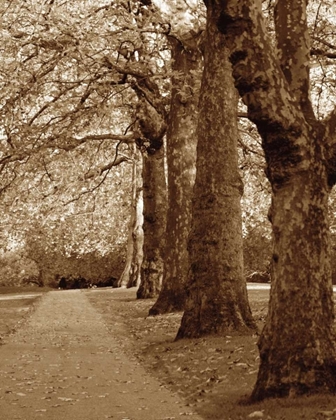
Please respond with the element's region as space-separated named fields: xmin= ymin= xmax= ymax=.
xmin=1 ymin=0 xmax=336 ymax=401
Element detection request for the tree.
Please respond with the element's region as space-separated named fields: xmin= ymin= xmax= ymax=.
xmin=0 ymin=0 xmax=168 ymax=295
xmin=99 ymin=1 xmax=171 ymax=299
xmin=134 ymin=95 xmax=168 ymax=299
xmin=239 ymin=120 xmax=272 ymax=276
xmin=149 ymin=30 xmax=202 ymax=315
xmin=217 ymin=0 xmax=336 ymax=400
xmin=0 ymin=140 xmax=133 ymax=287
xmin=176 ymin=2 xmax=256 ymax=339
xmin=119 ymin=146 xmax=143 ymax=288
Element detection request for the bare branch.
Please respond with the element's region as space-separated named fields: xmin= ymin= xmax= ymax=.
xmin=73 ymin=133 xmax=134 ymax=143
xmin=84 ymin=154 xmax=133 ymax=180
xmin=311 ymin=48 xmax=336 ymax=59
xmin=0 ymin=133 xmax=135 ymax=167
xmin=312 ymin=36 xmax=336 ymax=51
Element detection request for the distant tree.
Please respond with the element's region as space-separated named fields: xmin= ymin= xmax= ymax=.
xmin=238 ymin=120 xmax=272 ymax=275
xmin=134 ymin=96 xmax=168 ymax=299
xmin=149 ymin=32 xmax=201 ymax=314
xmin=98 ymin=1 xmax=170 ymax=298
xmin=119 ymin=146 xmax=143 ymax=288
xmin=0 ymin=0 xmax=165 ymax=291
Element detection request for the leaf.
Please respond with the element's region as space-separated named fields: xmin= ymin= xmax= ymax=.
xmin=248 ymin=411 xmax=264 ymax=418
xmin=317 ymin=411 xmax=336 ymax=418
xmin=57 ymin=397 xmax=73 ymax=402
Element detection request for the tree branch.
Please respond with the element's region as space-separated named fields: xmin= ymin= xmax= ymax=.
xmin=84 ymin=154 xmax=132 ymax=179
xmin=217 ymin=1 xmax=305 ymax=129
xmin=311 ymin=48 xmax=336 ymax=59
xmin=216 ymin=1 xmax=311 ymax=187
xmin=312 ymin=36 xmax=336 ymax=51
xmin=274 ymin=0 xmax=315 ymax=120
xmin=0 ymin=133 xmax=135 ymax=166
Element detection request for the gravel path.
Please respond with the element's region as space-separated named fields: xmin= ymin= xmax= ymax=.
xmin=0 ymin=290 xmax=203 ymax=420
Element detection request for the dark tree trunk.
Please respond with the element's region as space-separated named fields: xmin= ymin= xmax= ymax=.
xmin=133 ymin=92 xmax=168 ymax=299
xmin=176 ymin=4 xmax=256 ymax=339
xmin=137 ymin=147 xmax=167 ymax=298
xmin=218 ymin=0 xmax=336 ymax=399
xmin=149 ymin=35 xmax=200 ymax=315
xmin=252 ymin=164 xmax=336 ymax=400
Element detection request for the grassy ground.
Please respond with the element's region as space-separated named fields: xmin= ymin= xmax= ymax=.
xmin=0 ymin=285 xmax=52 ymax=294
xmin=87 ymin=288 xmax=336 ymax=420
xmin=2 ymin=286 xmax=336 ymax=419
xmin=0 ymin=286 xmax=50 ymax=340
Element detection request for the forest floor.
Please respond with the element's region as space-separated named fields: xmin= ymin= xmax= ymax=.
xmin=1 ymin=287 xmax=336 ymax=419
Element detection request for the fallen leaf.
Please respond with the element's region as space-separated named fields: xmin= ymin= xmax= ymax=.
xmin=57 ymin=397 xmax=73 ymax=402
xmin=248 ymin=411 xmax=264 ymax=418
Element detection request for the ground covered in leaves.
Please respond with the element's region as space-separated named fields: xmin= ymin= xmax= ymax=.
xmin=88 ymin=287 xmax=336 ymax=420
xmin=0 ymin=286 xmax=49 ymax=341
xmin=2 ymin=286 xmax=336 ymax=419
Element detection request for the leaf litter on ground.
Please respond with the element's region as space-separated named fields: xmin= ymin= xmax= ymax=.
xmin=88 ymin=287 xmax=336 ymax=420
xmin=3 ymin=286 xmax=336 ymax=419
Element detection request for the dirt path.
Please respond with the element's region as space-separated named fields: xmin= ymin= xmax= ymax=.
xmin=0 ymin=290 xmax=203 ymax=420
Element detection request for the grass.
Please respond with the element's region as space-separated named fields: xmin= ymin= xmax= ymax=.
xmin=0 ymin=286 xmax=50 ymax=339
xmin=87 ymin=287 xmax=336 ymax=420
xmin=0 ymin=285 xmax=53 ymax=294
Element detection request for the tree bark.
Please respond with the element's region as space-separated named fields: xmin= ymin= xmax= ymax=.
xmin=133 ymin=93 xmax=168 ymax=299
xmin=176 ymin=4 xmax=256 ymax=339
xmin=252 ymin=161 xmax=336 ymax=400
xmin=137 ymin=146 xmax=167 ymax=298
xmin=128 ymin=185 xmax=143 ymax=288
xmin=119 ymin=148 xmax=139 ymax=288
xmin=149 ymin=35 xmax=200 ymax=315
xmin=218 ymin=0 xmax=336 ymax=400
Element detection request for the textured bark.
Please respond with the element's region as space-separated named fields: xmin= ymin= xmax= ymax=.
xmin=118 ymin=227 xmax=133 ymax=288
xmin=149 ymin=36 xmax=200 ymax=315
xmin=137 ymin=148 xmax=167 ymax=299
xmin=252 ymin=162 xmax=336 ymax=400
xmin=132 ymin=90 xmax=168 ymax=299
xmin=128 ymin=186 xmax=143 ymax=288
xmin=218 ymin=0 xmax=336 ymax=400
xmin=176 ymin=4 xmax=256 ymax=339
xmin=118 ymin=154 xmax=138 ymax=288
xmin=123 ymin=150 xmax=143 ymax=289
xmin=274 ymin=0 xmax=313 ymax=118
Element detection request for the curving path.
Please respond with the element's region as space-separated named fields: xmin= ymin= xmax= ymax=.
xmin=0 ymin=290 xmax=203 ymax=420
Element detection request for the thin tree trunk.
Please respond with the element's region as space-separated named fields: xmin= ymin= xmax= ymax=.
xmin=176 ymin=4 xmax=256 ymax=339
xmin=118 ymin=227 xmax=134 ymax=288
xmin=128 ymin=186 xmax=143 ymax=288
xmin=149 ymin=35 xmax=200 ymax=315
xmin=119 ymin=152 xmax=138 ymax=288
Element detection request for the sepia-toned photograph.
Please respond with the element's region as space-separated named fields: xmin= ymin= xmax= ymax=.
xmin=0 ymin=1 xmax=336 ymax=419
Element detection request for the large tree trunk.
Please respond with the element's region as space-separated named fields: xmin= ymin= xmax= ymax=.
xmin=252 ymin=163 xmax=336 ymax=400
xmin=176 ymin=4 xmax=256 ymax=339
xmin=149 ymin=35 xmax=200 ymax=315
xmin=217 ymin=0 xmax=336 ymax=399
xmin=137 ymin=146 xmax=167 ymax=298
